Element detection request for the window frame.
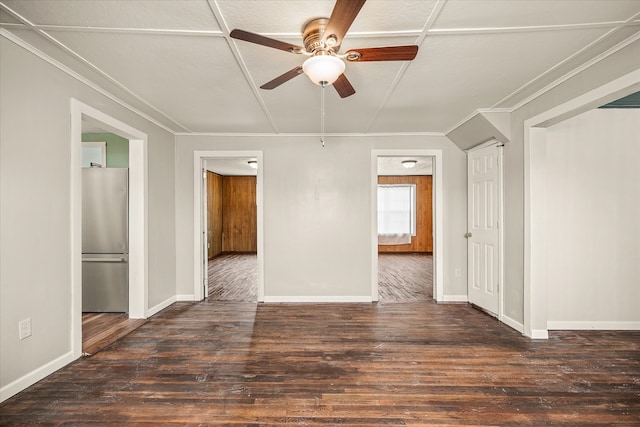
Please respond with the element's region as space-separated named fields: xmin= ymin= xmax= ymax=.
xmin=377 ymin=183 xmax=417 ymax=236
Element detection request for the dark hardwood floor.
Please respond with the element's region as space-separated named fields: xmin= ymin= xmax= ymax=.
xmin=82 ymin=313 xmax=147 ymax=355
xmin=2 ymin=301 xmax=639 ymax=425
xmin=208 ymin=253 xmax=433 ymax=303
xmin=208 ymin=253 xmax=257 ymax=301
xmin=378 ymin=253 xmax=432 ymax=302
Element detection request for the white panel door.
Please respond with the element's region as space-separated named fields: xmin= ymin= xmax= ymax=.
xmin=467 ymin=144 xmax=500 ymax=315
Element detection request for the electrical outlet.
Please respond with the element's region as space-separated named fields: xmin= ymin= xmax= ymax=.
xmin=19 ymin=318 xmax=32 ymax=340
xmin=455 ymin=268 xmax=462 ymax=278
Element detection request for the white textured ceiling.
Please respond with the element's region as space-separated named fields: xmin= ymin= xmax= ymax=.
xmin=1 ymin=0 xmax=639 ymax=135
xmin=378 ymin=156 xmax=433 ymax=176
xmin=206 ymin=158 xmax=258 ymax=176
xmin=204 ymin=155 xmax=432 ymax=177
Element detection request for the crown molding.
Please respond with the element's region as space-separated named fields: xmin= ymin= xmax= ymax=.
xmin=507 ymin=29 xmax=640 ymax=113
xmin=446 ymin=28 xmax=640 ymax=135
xmin=175 ymin=131 xmax=446 ymax=138
xmin=0 ymin=1 xmax=190 ymax=132
xmin=1 ymin=28 xmax=179 ymax=135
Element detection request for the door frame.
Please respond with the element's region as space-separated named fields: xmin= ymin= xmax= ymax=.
xmin=371 ymin=150 xmax=443 ymax=301
xmin=70 ymin=99 xmax=148 ymax=359
xmin=193 ymin=151 xmax=264 ymax=302
xmin=466 ymin=141 xmax=504 ymax=319
xmin=524 ymin=69 xmax=640 ymax=338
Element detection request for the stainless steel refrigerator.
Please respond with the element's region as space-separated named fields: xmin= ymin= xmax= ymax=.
xmin=82 ymin=167 xmax=129 ymax=312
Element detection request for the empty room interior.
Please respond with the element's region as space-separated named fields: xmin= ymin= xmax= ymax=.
xmin=1 ymin=0 xmax=639 ymax=424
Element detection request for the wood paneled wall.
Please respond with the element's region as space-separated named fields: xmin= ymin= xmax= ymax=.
xmin=378 ymin=175 xmax=432 ymax=253
xmin=207 ymin=174 xmax=257 ymax=257
xmin=207 ymin=171 xmax=223 ymax=259
xmin=222 ymin=176 xmax=257 ymax=253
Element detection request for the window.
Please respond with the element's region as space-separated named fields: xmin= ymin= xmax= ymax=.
xmin=377 ymin=184 xmax=416 ymax=235
xmin=81 ymin=141 xmax=106 ymax=168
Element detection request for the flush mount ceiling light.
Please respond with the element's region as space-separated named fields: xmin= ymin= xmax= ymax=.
xmin=248 ymin=160 xmax=258 ymax=169
xmin=402 ymin=160 xmax=417 ymax=169
xmin=302 ymin=53 xmax=345 ymax=85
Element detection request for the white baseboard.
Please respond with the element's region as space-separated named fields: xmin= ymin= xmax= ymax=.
xmin=439 ymin=294 xmax=468 ymax=302
xmin=262 ymin=296 xmax=373 ymax=303
xmin=176 ymin=294 xmax=196 ymax=301
xmin=0 ymin=351 xmax=75 ymax=403
xmin=146 ymin=295 xmax=177 ymax=317
xmin=548 ymin=320 xmax=640 ymax=330
xmin=528 ymin=329 xmax=549 ymax=339
xmin=501 ymin=314 xmax=524 ymax=334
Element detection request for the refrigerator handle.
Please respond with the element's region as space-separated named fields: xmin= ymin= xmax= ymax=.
xmin=82 ymin=257 xmax=127 ymax=263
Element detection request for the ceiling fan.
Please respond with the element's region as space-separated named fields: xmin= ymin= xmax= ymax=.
xmin=229 ymin=0 xmax=419 ymax=98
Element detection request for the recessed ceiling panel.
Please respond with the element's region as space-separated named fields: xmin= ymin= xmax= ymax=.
xmin=236 ymin=35 xmax=415 ymax=133
xmin=494 ymin=24 xmax=640 ymax=108
xmin=372 ymin=27 xmax=613 ymax=132
xmin=2 ymin=0 xmax=221 ymax=31
xmin=255 ymin=58 xmax=406 ymax=134
xmin=217 ymin=0 xmax=435 ymax=35
xmin=48 ymin=30 xmax=271 ymax=132
xmin=433 ymin=0 xmax=640 ymax=29
xmin=233 ymin=40 xmax=316 ymax=133
xmin=326 ymin=36 xmax=419 ymax=133
xmin=324 ymin=60 xmax=406 ymax=133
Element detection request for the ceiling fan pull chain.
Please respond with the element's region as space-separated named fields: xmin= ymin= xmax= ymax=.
xmin=320 ymin=82 xmax=326 ymax=147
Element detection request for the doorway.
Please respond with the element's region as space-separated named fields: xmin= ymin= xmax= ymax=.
xmin=524 ymin=72 xmax=640 ymax=338
xmin=70 ymin=99 xmax=148 ymax=359
xmin=371 ymin=150 xmax=443 ymax=302
xmin=205 ymin=158 xmax=258 ymax=302
xmin=376 ymin=156 xmax=434 ymax=302
xmin=80 ymin=124 xmax=141 ymax=354
xmin=193 ymin=151 xmax=264 ymax=302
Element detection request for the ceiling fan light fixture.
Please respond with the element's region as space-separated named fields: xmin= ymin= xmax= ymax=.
xmin=302 ymin=54 xmax=345 ymax=85
xmin=402 ymin=160 xmax=417 ymax=169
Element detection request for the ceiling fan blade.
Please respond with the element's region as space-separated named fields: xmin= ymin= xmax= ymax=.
xmin=230 ymin=29 xmax=304 ymax=54
xmin=333 ymin=73 xmax=356 ymax=98
xmin=260 ymin=66 xmax=304 ymax=90
xmin=323 ymin=0 xmax=367 ymax=46
xmin=345 ymin=45 xmax=418 ymax=62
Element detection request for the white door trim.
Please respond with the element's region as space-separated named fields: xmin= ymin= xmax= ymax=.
xmin=201 ymin=168 xmax=209 ymax=296
xmin=193 ymin=151 xmax=264 ymax=302
xmin=70 ymin=99 xmax=148 ymax=359
xmin=523 ymin=69 xmax=640 ymax=339
xmin=371 ymin=149 xmax=443 ymax=302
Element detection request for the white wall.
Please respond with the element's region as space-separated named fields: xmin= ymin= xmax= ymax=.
xmin=545 ymin=108 xmax=640 ymax=328
xmin=504 ymin=40 xmax=640 ymax=329
xmin=0 ymin=35 xmax=176 ymax=400
xmin=175 ymin=134 xmax=468 ymax=300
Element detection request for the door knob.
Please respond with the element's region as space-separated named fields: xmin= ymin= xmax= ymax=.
xmin=464 ymin=232 xmax=472 ymax=238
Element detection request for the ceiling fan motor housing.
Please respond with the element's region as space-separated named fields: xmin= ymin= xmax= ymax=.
xmin=302 ymin=18 xmax=339 ymax=54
